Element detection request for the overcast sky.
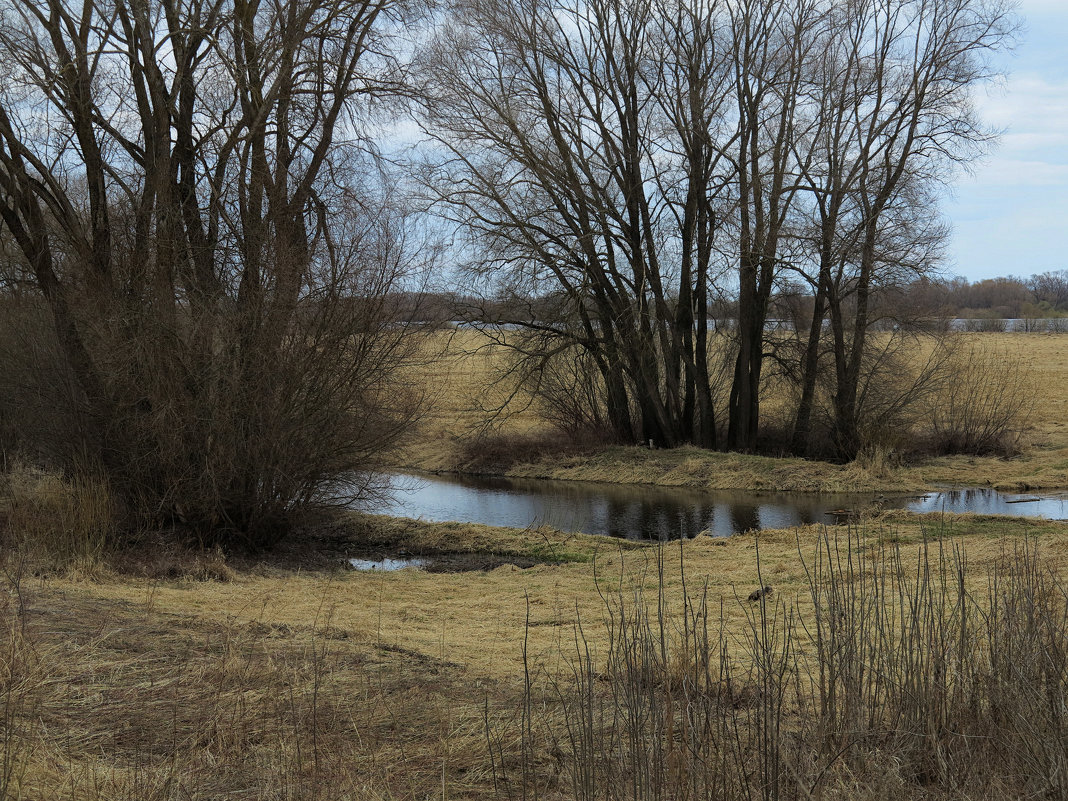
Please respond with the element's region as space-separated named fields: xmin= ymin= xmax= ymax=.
xmin=945 ymin=0 xmax=1068 ymax=282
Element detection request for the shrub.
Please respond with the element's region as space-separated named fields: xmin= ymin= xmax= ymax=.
xmin=799 ymin=330 xmax=953 ymax=459
xmin=454 ymin=428 xmax=604 ymax=472
xmin=0 ymin=199 xmax=432 ymax=551
xmin=924 ymin=341 xmax=1034 ymax=455
xmin=529 ymin=345 xmax=619 ymax=440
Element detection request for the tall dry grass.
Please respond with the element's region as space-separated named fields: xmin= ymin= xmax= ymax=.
xmin=491 ymin=529 xmax=1068 ymax=800
xmin=0 ymin=558 xmax=37 ymax=799
xmin=0 ymin=464 xmax=115 ymax=571
xmin=2 ymin=514 xmax=1068 ymax=799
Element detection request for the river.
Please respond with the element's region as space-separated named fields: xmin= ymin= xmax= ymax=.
xmin=363 ymin=472 xmax=1068 ymax=541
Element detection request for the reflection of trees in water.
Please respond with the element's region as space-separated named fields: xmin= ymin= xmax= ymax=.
xmin=603 ymin=496 xmax=632 ymax=538
xmin=637 ymin=503 xmax=657 ymax=539
xmin=791 ymin=500 xmax=826 ymax=527
xmin=599 ymin=497 xmax=683 ymax=540
xmin=465 ymin=476 xmax=803 ymax=538
xmin=728 ymin=505 xmax=760 ymax=534
xmin=945 ymin=489 xmax=994 ymax=505
xmin=633 ymin=502 xmax=710 ymax=540
xmin=678 ymin=505 xmax=709 ymax=539
xmin=416 ymin=472 xmax=1064 ymax=538
xmin=637 ymin=502 xmax=674 ymax=541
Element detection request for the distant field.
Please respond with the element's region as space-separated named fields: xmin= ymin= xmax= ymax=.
xmin=400 ymin=327 xmax=552 ymax=470
xmin=912 ymin=333 xmax=1068 ymax=490
xmin=399 ymin=329 xmax=1068 ymax=492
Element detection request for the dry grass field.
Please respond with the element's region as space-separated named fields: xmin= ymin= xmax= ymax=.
xmin=3 ymin=330 xmax=1068 ymax=799
xmin=912 ymin=333 xmax=1068 ymax=489
xmin=399 ymin=329 xmax=1068 ymax=493
xmin=3 ymin=506 xmax=1068 ymax=799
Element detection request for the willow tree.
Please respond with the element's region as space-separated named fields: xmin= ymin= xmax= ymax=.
xmin=786 ymin=0 xmax=1014 ymax=457
xmin=415 ymin=0 xmax=735 ymax=448
xmin=0 ymin=0 xmax=428 ymax=546
xmin=721 ymin=0 xmax=820 ymax=450
xmin=417 ymin=0 xmax=1011 ymax=456
xmin=414 ymin=0 xmax=818 ymax=451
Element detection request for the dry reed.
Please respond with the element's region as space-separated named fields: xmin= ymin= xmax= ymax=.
xmin=490 ymin=528 xmax=1068 ymax=800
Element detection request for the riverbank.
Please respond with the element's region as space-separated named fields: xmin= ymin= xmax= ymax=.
xmin=397 ymin=418 xmax=1068 ymax=491
xmin=3 ymin=509 xmax=1068 ymax=798
xmin=397 ymin=329 xmax=1068 ymax=494
xmin=411 ymin=441 xmax=928 ymax=492
xmin=406 ymin=439 xmax=1068 ymax=494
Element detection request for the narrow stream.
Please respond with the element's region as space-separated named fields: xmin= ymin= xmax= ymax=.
xmin=364 ymin=472 xmax=1068 ymax=541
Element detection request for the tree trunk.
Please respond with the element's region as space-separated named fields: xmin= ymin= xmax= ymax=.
xmin=791 ymin=260 xmax=831 ymax=455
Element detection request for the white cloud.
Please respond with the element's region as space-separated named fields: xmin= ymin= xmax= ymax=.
xmin=1000 ymin=131 xmax=1068 ymax=151
xmin=971 ymin=159 xmax=1068 ymax=187
xmin=1018 ymin=0 xmax=1068 ymax=14
xmin=945 ymin=1 xmax=1068 ymax=279
xmin=978 ymin=74 xmax=1068 ymax=132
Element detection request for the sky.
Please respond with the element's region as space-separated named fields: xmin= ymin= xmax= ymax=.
xmin=946 ymin=0 xmax=1068 ymax=282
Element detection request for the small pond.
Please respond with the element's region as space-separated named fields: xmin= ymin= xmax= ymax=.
xmin=348 ymin=556 xmax=428 ymax=571
xmin=362 ymin=472 xmax=1068 ymax=541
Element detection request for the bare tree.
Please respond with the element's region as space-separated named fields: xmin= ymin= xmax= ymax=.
xmin=773 ymin=0 xmax=1011 ymax=458
xmin=419 ymin=0 xmax=1012 ymax=459
xmin=0 ymin=0 xmax=427 ymax=547
xmin=415 ymin=0 xmax=735 ymax=447
xmin=1028 ymin=270 xmax=1068 ymax=311
xmin=824 ymin=0 xmax=1013 ymax=458
xmin=720 ymin=0 xmax=820 ymax=451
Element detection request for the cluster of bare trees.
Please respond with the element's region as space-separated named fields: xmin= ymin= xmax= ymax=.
xmin=900 ymin=271 xmax=1068 ymax=318
xmin=416 ymin=0 xmax=1014 ymax=457
xmin=0 ymin=0 xmax=1021 ymax=544
xmin=0 ymin=0 xmax=431 ymax=546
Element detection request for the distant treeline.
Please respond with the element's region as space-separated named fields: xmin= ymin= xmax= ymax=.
xmin=393 ymin=269 xmax=1068 ymax=327
xmin=899 ymin=271 xmax=1068 ymax=319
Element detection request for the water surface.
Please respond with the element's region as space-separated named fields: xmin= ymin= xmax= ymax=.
xmin=907 ymin=488 xmax=1068 ymax=519
xmin=348 ymin=556 xmax=428 ymax=571
xmin=364 ymin=472 xmax=1068 ymax=540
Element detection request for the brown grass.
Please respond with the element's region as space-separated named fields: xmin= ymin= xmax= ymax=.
xmin=0 ymin=572 xmax=504 ymax=798
xmin=1 ymin=464 xmax=116 ymax=571
xmin=495 ymin=527 xmax=1068 ymax=799
xmin=913 ymin=333 xmax=1068 ymax=490
xmin=397 ymin=330 xmax=1068 ymax=492
xmin=5 ymin=493 xmax=1068 ymax=798
xmin=397 ymin=328 xmax=554 ymax=471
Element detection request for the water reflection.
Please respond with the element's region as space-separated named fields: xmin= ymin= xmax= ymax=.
xmin=907 ymin=488 xmax=1068 ymax=518
xmin=361 ymin=473 xmax=1068 ymax=541
xmin=348 ymin=556 xmax=428 ymax=571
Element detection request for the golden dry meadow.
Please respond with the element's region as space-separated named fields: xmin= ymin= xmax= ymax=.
xmin=3 ymin=330 xmax=1068 ymax=799
xmin=4 ymin=507 xmax=1068 ymax=798
xmin=400 ymin=329 xmax=1068 ymax=492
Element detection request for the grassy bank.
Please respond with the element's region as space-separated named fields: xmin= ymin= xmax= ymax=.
xmin=4 ymin=490 xmax=1068 ymax=798
xmin=400 ymin=329 xmax=1068 ymax=493
xmin=466 ymin=442 xmax=925 ymax=492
